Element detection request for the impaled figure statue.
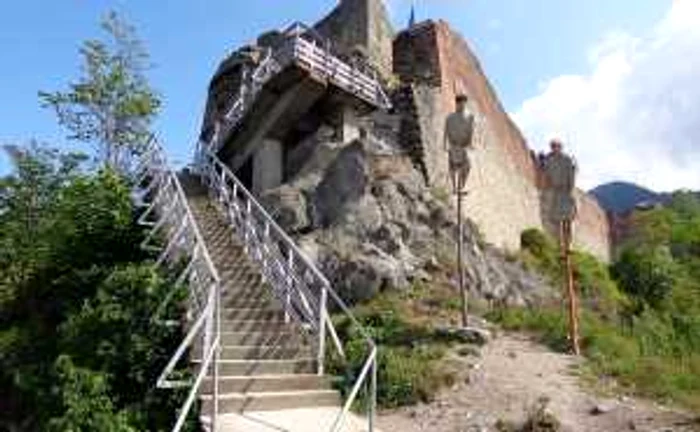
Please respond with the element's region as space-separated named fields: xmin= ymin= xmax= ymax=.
xmin=543 ymin=138 xmax=581 ymax=355
xmin=444 ymin=94 xmax=476 ymax=193
xmin=543 ymin=139 xmax=578 ymax=243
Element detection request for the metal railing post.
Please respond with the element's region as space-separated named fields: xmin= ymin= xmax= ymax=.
xmin=244 ymin=200 xmax=252 ymax=255
xmin=369 ymin=354 xmax=377 ymax=432
xmin=317 ymin=285 xmax=327 ymax=376
xmin=219 ymin=168 xmax=227 ymax=204
xmin=231 ymin=182 xmax=239 ymax=225
xmin=285 ymin=250 xmax=293 ymax=324
xmin=213 ymin=280 xmax=220 ymax=432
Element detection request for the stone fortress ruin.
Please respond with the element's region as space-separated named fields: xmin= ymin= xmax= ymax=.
xmin=197 ymin=0 xmax=611 ymax=304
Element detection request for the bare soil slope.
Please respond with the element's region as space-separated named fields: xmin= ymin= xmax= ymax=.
xmin=378 ymin=334 xmax=698 ymax=432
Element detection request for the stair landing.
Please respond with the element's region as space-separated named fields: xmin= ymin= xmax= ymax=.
xmin=208 ymin=407 xmax=379 ymax=432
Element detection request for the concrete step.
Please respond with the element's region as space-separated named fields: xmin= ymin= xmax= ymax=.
xmin=220 ymin=289 xmax=272 ymax=303
xmin=220 ymin=297 xmax=277 ymax=309
xmin=219 ymin=320 xmax=291 ymax=333
xmin=208 ymin=407 xmax=376 ymax=432
xmin=221 ymin=308 xmax=285 ymax=321
xmin=201 ymin=374 xmax=330 ymax=393
xmin=194 ymin=358 xmax=316 ymax=376
xmin=220 ymin=330 xmax=300 ymax=346
xmin=200 ymin=389 xmax=340 ymax=413
xmin=220 ymin=274 xmax=265 ymax=287
xmin=219 ymin=344 xmax=313 ymax=360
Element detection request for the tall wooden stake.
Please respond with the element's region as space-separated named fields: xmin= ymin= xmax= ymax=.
xmin=457 ymin=189 xmax=468 ymax=327
xmin=561 ymin=220 xmax=580 ymax=355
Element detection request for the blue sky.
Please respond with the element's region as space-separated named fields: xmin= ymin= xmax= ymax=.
xmin=3 ymin=0 xmax=696 ymax=191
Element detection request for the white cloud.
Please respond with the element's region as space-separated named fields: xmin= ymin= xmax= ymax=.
xmin=512 ymin=0 xmax=700 ymax=192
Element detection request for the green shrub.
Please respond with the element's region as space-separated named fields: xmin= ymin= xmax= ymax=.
xmin=329 ymin=296 xmax=458 ymax=409
xmin=612 ymin=247 xmax=678 ymax=310
xmin=573 ymin=251 xmax=628 ymax=318
xmin=377 ymin=345 xmax=450 ymax=407
xmin=521 ymin=228 xmax=557 ymax=258
xmin=519 ymin=229 xmax=560 ymax=281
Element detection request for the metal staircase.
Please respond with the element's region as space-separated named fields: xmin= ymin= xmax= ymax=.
xmin=133 ymin=139 xmax=377 ymax=432
xmin=181 ymin=173 xmax=340 ymax=414
xmin=130 ymin=19 xmax=397 ymax=431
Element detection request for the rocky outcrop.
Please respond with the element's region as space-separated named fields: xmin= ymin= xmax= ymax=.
xmin=261 ymin=127 xmax=552 ymax=305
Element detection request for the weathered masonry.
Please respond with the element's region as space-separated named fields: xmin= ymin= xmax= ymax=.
xmin=199 ymin=0 xmax=611 ymax=261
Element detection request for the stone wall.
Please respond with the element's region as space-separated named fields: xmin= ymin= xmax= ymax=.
xmin=393 ymin=20 xmax=611 ymax=260
xmin=315 ymin=0 xmax=394 ymax=79
xmin=574 ymin=192 xmax=611 ymax=259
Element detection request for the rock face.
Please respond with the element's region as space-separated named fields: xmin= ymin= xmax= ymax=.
xmin=261 ymin=125 xmax=552 ymax=305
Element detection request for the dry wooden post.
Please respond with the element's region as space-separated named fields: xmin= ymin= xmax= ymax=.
xmin=457 ymin=188 xmax=468 ymax=327
xmin=561 ymin=219 xmax=580 ymax=355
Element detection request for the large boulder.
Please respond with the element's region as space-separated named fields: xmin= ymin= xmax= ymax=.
xmin=311 ymin=141 xmax=369 ymax=228
xmin=260 ymin=185 xmax=311 ymax=233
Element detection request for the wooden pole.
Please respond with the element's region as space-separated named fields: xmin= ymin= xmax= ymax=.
xmin=457 ymin=189 xmax=468 ymax=327
xmin=561 ymin=220 xmax=580 ymax=355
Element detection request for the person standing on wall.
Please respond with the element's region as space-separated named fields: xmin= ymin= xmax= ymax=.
xmin=543 ymin=138 xmax=580 ymax=354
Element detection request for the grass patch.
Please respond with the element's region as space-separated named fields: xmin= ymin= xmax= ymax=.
xmin=431 ymin=186 xmax=451 ymax=204
xmin=328 ymin=287 xmax=466 ymax=409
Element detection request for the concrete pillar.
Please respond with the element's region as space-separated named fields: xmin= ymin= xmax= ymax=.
xmin=252 ymin=138 xmax=283 ymax=195
xmin=341 ymin=105 xmax=361 ymax=143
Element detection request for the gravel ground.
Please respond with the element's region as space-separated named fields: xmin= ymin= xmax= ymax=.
xmin=377 ymin=333 xmax=699 ymax=432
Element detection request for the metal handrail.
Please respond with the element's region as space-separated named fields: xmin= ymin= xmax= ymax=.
xmin=133 ymin=138 xmax=222 ymax=432
xmin=195 ymin=146 xmax=377 ymax=431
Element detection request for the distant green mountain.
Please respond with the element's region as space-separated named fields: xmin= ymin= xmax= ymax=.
xmin=590 ymin=181 xmax=662 ymax=214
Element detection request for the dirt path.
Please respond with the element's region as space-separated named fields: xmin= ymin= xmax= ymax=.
xmin=377 ymin=334 xmax=698 ymax=432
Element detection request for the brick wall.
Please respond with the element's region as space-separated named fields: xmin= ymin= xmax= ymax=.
xmin=315 ymin=0 xmax=394 ymax=79
xmin=393 ymin=20 xmax=611 ymax=260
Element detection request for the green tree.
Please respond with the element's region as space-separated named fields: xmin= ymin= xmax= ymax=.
xmin=0 ymin=144 xmax=87 ymax=305
xmin=47 ymin=356 xmax=135 ymax=432
xmin=0 ymin=144 xmax=193 ymax=431
xmin=39 ymin=11 xmax=160 ymax=171
xmin=612 ymin=247 xmax=677 ymax=311
xmin=626 ymin=208 xmax=673 ymax=249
